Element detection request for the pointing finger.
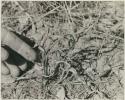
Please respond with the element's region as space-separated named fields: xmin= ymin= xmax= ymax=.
xmin=1 ymin=27 xmax=36 ymax=62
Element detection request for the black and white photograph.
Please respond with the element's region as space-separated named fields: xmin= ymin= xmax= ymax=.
xmin=1 ymin=1 xmax=124 ymax=100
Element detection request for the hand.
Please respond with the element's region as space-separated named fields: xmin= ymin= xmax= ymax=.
xmin=1 ymin=27 xmax=36 ymax=83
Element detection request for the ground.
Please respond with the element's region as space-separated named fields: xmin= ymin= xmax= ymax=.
xmin=1 ymin=1 xmax=124 ymax=100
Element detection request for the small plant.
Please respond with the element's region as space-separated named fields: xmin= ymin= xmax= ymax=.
xmin=1 ymin=1 xmax=124 ymax=100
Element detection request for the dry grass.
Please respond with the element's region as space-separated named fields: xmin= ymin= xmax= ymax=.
xmin=1 ymin=1 xmax=124 ymax=100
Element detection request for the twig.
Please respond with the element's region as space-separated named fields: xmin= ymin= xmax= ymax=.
xmin=15 ymin=76 xmax=37 ymax=81
xmin=14 ymin=1 xmax=36 ymax=34
xmin=35 ymin=6 xmax=61 ymax=23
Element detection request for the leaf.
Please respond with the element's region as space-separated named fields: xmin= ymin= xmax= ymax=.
xmin=69 ymin=67 xmax=77 ymax=75
xmin=100 ymin=69 xmax=112 ymax=78
xmin=102 ymin=92 xmax=111 ymax=99
xmin=84 ymin=92 xmax=95 ymax=99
